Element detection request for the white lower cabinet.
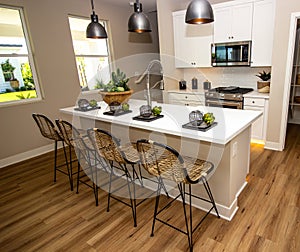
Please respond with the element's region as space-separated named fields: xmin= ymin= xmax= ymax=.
xmin=244 ymin=96 xmax=269 ymax=142
xmin=168 ymin=92 xmax=205 ymax=106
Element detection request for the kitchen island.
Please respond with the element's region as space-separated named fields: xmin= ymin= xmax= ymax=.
xmin=60 ymin=99 xmax=262 ymax=220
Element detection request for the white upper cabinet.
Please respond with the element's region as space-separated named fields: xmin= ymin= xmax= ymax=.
xmin=213 ymin=2 xmax=253 ymax=43
xmin=172 ymin=10 xmax=213 ymax=68
xmin=251 ymin=0 xmax=276 ymax=66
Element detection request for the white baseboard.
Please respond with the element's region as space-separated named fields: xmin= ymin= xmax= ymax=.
xmin=141 ymin=179 xmax=238 ymax=221
xmin=264 ymin=141 xmax=283 ymax=151
xmin=0 ymin=143 xmax=63 ymax=169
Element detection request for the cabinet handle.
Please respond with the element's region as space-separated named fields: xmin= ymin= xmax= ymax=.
xmin=252 ymin=101 xmax=255 ymax=104
xmin=185 ymin=96 xmax=188 ymax=99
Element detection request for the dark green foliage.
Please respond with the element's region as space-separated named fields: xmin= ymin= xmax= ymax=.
xmin=104 ymin=68 xmax=130 ymax=92
xmin=256 ymin=71 xmax=271 ymax=81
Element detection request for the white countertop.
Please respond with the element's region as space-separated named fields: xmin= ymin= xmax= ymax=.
xmin=60 ymin=99 xmax=262 ymax=145
xmin=243 ymin=90 xmax=270 ymax=99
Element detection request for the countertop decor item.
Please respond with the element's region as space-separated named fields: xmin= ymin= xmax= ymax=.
xmin=133 ymin=114 xmax=164 ymax=122
xmin=86 ymin=0 xmax=107 ymax=38
xmin=99 ymin=68 xmax=133 ymax=106
xmin=182 ymin=121 xmax=217 ymax=131
xmin=256 ymin=70 xmax=271 ymax=93
xmin=128 ymin=0 xmax=151 ymax=33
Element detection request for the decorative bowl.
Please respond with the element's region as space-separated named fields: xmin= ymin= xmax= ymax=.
xmin=99 ymin=90 xmax=133 ymax=105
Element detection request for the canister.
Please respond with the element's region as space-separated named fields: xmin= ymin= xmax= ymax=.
xmin=203 ymin=80 xmax=211 ymax=90
xmin=192 ymin=77 xmax=198 ymax=89
xmin=179 ymin=80 xmax=186 ymax=90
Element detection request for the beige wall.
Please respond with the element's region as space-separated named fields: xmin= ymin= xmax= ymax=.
xmin=267 ymin=0 xmax=300 ymax=148
xmin=0 ymin=0 xmax=159 ymax=161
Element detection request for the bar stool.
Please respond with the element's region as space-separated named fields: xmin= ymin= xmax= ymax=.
xmin=72 ymin=132 xmax=107 ymax=206
xmin=55 ymin=119 xmax=84 ymax=191
xmin=87 ymin=128 xmax=147 ymax=227
xmin=32 ymin=113 xmax=72 ymax=188
xmin=136 ymin=139 xmax=220 ymax=252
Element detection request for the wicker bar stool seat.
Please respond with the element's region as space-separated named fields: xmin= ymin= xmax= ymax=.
xmin=32 ymin=113 xmax=72 ymax=188
xmin=136 ymin=139 xmax=220 ymax=252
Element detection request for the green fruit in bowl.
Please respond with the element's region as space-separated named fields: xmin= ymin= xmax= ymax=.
xmin=202 ymin=112 xmax=215 ymax=125
xmin=117 ymin=87 xmax=125 ymax=92
xmin=152 ymin=106 xmax=162 ymax=116
xmin=122 ymin=103 xmax=130 ymax=111
xmin=89 ymin=99 xmax=98 ymax=108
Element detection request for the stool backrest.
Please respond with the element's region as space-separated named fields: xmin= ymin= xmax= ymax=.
xmin=55 ymin=119 xmax=81 ymax=146
xmin=32 ymin=113 xmax=62 ymax=141
xmin=88 ymin=128 xmax=127 ymax=164
xmin=136 ymin=139 xmax=187 ymax=183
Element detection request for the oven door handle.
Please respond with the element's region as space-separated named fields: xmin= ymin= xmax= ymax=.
xmin=206 ymin=100 xmax=243 ymax=109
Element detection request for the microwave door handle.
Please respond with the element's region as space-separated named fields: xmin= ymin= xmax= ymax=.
xmin=240 ymin=46 xmax=243 ymax=61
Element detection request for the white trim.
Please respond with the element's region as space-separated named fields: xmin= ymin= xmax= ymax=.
xmin=280 ymin=12 xmax=300 ymax=151
xmin=0 ymin=143 xmax=63 ymax=169
xmin=141 ymin=177 xmax=239 ymax=220
xmin=264 ymin=141 xmax=283 ymax=151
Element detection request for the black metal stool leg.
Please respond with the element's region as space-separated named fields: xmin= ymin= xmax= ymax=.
xmin=107 ymin=161 xmax=114 ymax=212
xmin=62 ymin=141 xmax=72 ymax=190
xmin=178 ymin=183 xmax=192 ymax=251
xmin=151 ymin=177 xmax=162 ymax=237
xmin=202 ymin=177 xmax=220 ymax=218
xmin=54 ymin=140 xmax=58 ymax=182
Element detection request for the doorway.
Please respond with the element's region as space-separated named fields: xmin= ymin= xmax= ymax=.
xmin=281 ymin=13 xmax=300 ymax=149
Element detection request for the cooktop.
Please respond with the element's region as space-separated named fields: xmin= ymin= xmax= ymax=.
xmin=210 ymin=86 xmax=253 ymax=94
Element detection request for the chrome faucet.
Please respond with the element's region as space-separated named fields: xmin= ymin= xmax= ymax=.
xmin=135 ymin=60 xmax=164 ymax=108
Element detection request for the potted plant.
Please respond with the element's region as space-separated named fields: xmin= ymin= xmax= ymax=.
xmin=256 ymin=70 xmax=271 ymax=93
xmin=99 ymin=68 xmax=133 ymax=107
xmin=1 ymin=59 xmax=19 ymax=89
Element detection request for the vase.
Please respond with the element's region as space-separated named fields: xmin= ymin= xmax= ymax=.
xmin=10 ymin=79 xmax=20 ymax=89
xmin=257 ymin=81 xmax=270 ymax=93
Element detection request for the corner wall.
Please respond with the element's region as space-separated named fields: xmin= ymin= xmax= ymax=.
xmin=0 ymin=0 xmax=159 ymax=165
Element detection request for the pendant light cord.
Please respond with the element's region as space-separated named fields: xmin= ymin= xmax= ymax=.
xmin=91 ymin=0 xmax=95 ymax=13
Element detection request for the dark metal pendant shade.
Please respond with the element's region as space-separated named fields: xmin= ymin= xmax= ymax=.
xmin=86 ymin=0 xmax=107 ymax=39
xmin=185 ymin=0 xmax=214 ymax=24
xmin=128 ymin=1 xmax=151 ymax=33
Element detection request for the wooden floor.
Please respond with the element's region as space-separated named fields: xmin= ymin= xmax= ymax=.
xmin=1 ymin=124 xmax=300 ymax=252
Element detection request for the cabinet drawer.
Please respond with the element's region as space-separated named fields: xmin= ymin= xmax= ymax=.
xmin=244 ymin=97 xmax=265 ymax=107
xmin=168 ymin=93 xmax=204 ymax=102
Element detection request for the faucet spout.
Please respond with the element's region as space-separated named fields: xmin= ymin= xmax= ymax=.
xmin=135 ymin=60 xmax=163 ymax=108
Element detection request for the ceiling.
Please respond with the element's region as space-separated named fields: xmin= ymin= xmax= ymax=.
xmin=100 ymin=0 xmax=158 ymax=12
xmin=100 ymin=0 xmax=228 ymax=13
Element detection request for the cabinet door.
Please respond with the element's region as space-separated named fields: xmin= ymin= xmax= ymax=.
xmin=173 ymin=11 xmax=213 ymax=68
xmin=213 ymin=7 xmax=232 ymax=43
xmin=231 ymin=3 xmax=253 ymax=41
xmin=213 ymin=3 xmax=253 ymax=43
xmin=244 ymin=106 xmax=264 ymax=140
xmin=251 ymin=0 xmax=275 ymax=66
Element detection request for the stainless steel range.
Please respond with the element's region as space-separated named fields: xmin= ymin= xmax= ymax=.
xmin=205 ymin=86 xmax=253 ymax=109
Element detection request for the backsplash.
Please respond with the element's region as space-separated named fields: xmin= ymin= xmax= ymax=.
xmin=182 ymin=67 xmax=271 ymax=90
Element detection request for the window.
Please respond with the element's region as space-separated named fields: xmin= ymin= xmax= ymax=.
xmin=0 ymin=5 xmax=41 ymax=105
xmin=68 ymin=16 xmax=111 ymax=91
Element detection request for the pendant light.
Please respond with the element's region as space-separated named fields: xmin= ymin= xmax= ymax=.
xmin=128 ymin=0 xmax=152 ymax=33
xmin=185 ymin=0 xmax=214 ymax=24
xmin=86 ymin=0 xmax=107 ymax=39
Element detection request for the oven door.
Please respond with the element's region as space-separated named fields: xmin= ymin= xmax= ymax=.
xmin=205 ymin=99 xmax=243 ymax=109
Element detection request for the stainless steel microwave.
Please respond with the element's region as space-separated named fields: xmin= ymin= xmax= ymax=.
xmin=211 ymin=41 xmax=251 ymax=66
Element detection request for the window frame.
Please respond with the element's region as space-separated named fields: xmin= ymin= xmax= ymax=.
xmin=0 ymin=4 xmax=42 ymax=107
xmin=68 ymin=15 xmax=114 ymax=93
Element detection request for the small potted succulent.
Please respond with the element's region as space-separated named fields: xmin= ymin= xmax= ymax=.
xmin=99 ymin=68 xmax=133 ymax=108
xmin=256 ymin=70 xmax=271 ymax=93
xmin=1 ymin=59 xmax=19 ymax=89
